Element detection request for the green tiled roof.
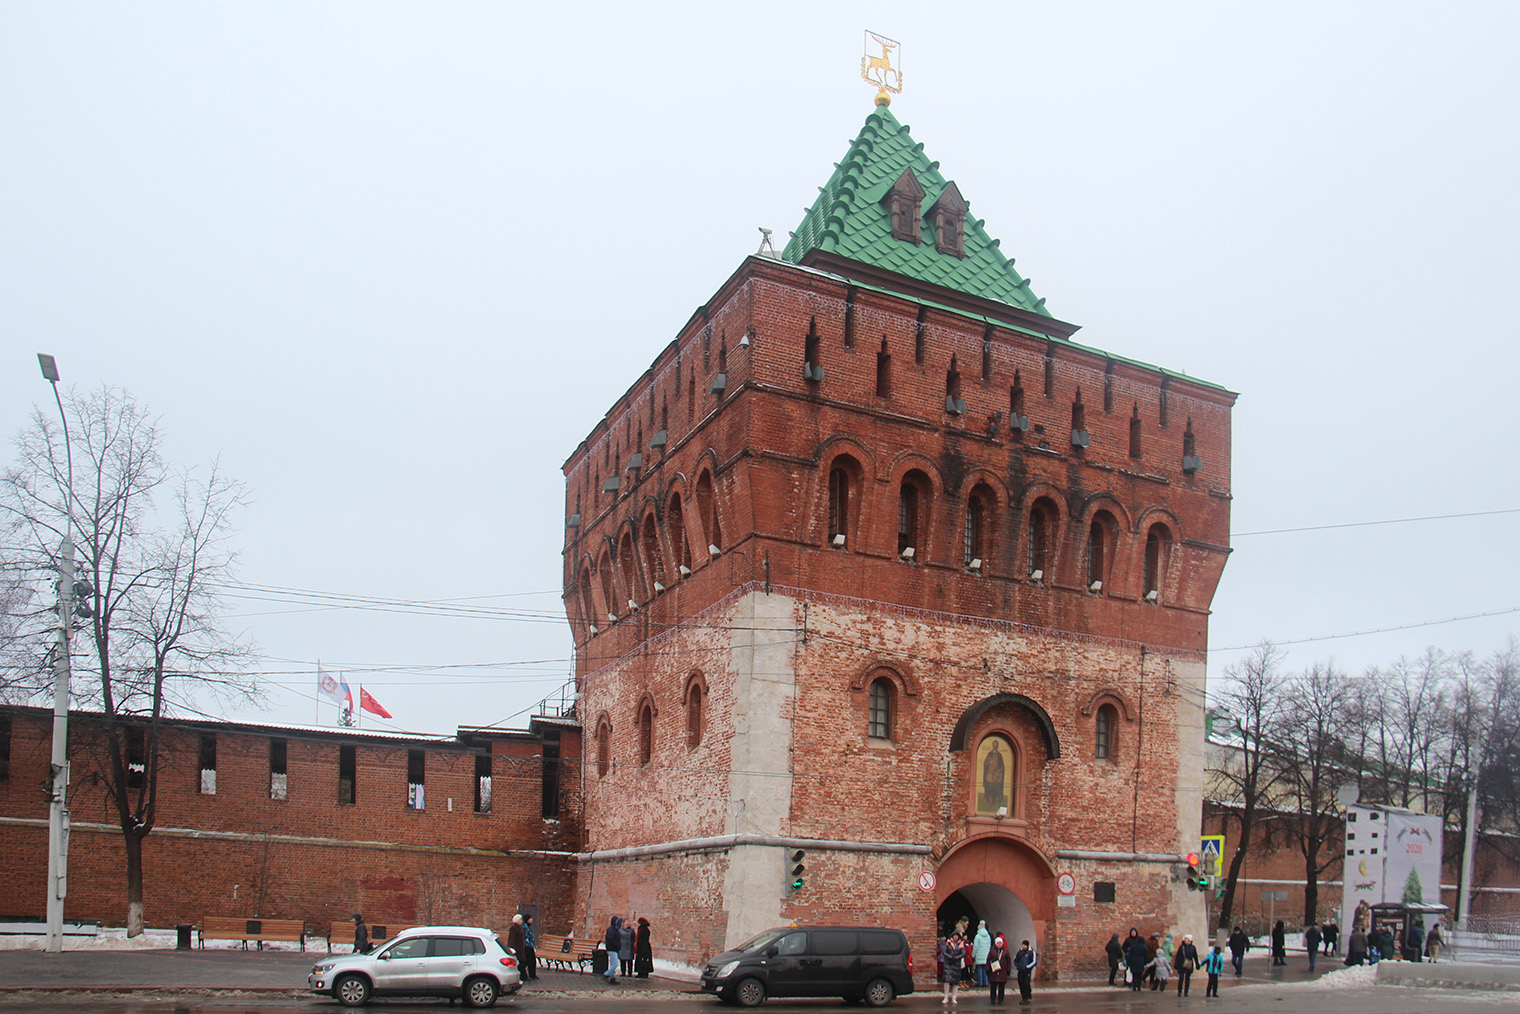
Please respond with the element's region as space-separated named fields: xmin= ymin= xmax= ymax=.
xmin=782 ymin=105 xmax=1050 ymax=316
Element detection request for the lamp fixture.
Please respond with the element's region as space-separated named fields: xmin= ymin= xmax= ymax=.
xmin=900 ymin=546 xmax=915 ymax=560
xmin=1088 ymin=580 xmax=1103 ymax=593
xmin=627 ymin=599 xmax=638 ymax=612
xmin=831 ymin=533 xmax=846 ymax=547
xmin=608 ymin=612 xmax=618 ymax=623
xmin=1145 ymin=589 xmax=1159 ymax=603
xmin=679 ymin=565 xmax=691 ymax=577
xmin=708 ymin=544 xmax=721 ymax=558
xmin=1028 ymin=569 xmax=1043 ymax=582
xmin=653 ymin=581 xmax=666 ymax=594
xmin=968 ymin=558 xmax=983 ymax=572
xmin=995 ymin=806 xmax=1008 ymax=819
xmin=739 ymin=331 xmax=751 ymax=347
xmin=588 ymin=624 xmax=599 ymax=635
xmin=566 ymin=514 xmax=581 ymax=529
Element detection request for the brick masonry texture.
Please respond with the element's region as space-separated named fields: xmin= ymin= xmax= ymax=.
xmin=562 ymin=253 xmax=1232 ymax=981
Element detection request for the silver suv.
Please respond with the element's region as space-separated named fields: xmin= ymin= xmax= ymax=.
xmin=308 ymin=925 xmax=522 ymax=1008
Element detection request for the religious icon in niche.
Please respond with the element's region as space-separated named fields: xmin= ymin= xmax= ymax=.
xmin=975 ymin=734 xmax=1015 ymax=815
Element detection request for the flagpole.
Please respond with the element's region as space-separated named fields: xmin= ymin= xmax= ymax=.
xmin=315 ymin=661 xmax=321 ymax=725
xmin=355 ymin=678 xmax=361 ymax=729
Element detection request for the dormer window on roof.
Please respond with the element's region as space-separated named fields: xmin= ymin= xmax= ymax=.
xmin=929 ymin=181 xmax=968 ymax=259
xmin=884 ymin=168 xmax=925 ymax=244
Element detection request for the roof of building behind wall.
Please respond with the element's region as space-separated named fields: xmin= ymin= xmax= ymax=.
xmin=781 ymin=104 xmax=1050 ymax=316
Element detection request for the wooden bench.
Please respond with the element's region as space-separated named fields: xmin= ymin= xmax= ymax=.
xmin=534 ymin=933 xmax=598 ymax=973
xmin=323 ymin=921 xmax=412 ymax=953
xmin=198 ymin=916 xmax=306 ymax=951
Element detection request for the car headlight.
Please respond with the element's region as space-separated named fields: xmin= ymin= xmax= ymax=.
xmin=313 ymin=963 xmax=335 ymax=974
xmin=717 ymin=961 xmax=739 ymax=978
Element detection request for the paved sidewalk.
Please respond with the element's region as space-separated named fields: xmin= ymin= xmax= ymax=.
xmin=0 ymin=948 xmax=694 ymax=995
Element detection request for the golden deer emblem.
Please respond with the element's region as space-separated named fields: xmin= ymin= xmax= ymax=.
xmin=860 ymin=31 xmax=903 ymax=103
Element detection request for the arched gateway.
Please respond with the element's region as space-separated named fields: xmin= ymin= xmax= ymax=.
xmin=935 ymin=836 xmax=1056 ymax=953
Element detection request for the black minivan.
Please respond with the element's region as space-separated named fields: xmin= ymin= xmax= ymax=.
xmin=700 ymin=925 xmax=913 ymax=1007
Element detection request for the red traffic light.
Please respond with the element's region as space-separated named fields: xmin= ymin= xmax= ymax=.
xmin=1185 ymin=852 xmax=1200 ymax=866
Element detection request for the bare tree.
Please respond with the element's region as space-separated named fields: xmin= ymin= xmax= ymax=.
xmin=0 ymin=385 xmax=255 ymax=935
xmin=1473 ymin=642 xmax=1520 ymax=865
xmin=1208 ymin=642 xmax=1287 ymax=931
xmin=1274 ymin=661 xmax=1354 ymax=925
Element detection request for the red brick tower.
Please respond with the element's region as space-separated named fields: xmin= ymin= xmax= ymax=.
xmin=561 ymin=102 xmax=1235 ymax=979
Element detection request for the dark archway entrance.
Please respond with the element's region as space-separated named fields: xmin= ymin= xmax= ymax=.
xmin=936 ymin=882 xmax=1036 ymax=944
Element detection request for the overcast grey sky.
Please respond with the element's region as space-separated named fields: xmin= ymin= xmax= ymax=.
xmin=3 ymin=2 xmax=1517 ymax=736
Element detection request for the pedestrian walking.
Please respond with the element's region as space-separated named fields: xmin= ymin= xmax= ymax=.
xmin=1227 ymin=926 xmax=1248 ymax=976
xmin=603 ymin=916 xmax=622 ymax=982
xmin=1345 ymin=925 xmax=1367 ymax=966
xmin=618 ymin=915 xmax=634 ymax=977
xmin=1124 ymin=929 xmax=1149 ymax=992
xmin=352 ymin=913 xmax=371 ymax=955
xmin=1271 ymin=920 xmax=1286 ymax=965
xmin=939 ymin=927 xmax=966 ymax=1005
xmin=634 ymin=917 xmax=653 ymax=978
xmin=1304 ymin=924 xmax=1321 ymax=973
xmin=522 ymin=915 xmax=538 ymax=980
xmin=1426 ymin=922 xmax=1445 ymax=963
xmin=1406 ymin=920 xmax=1425 ymax=962
xmin=1173 ymin=933 xmax=1199 ymax=996
xmin=972 ymin=921 xmax=992 ymax=988
xmin=1203 ymin=945 xmax=1225 ymax=997
xmin=507 ymin=915 xmax=527 ymax=972
xmin=1105 ymin=932 xmax=1123 ymax=986
xmin=987 ymin=932 xmax=1011 ymax=1005
xmin=1147 ymin=946 xmax=1170 ymax=991
xmin=1013 ymin=940 xmax=1036 ymax=1004
xmin=1322 ymin=920 xmax=1338 ymax=954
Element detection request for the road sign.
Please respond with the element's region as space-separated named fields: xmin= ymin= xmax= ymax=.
xmin=1200 ymin=834 xmax=1224 ymax=859
xmin=1057 ymin=873 xmax=1076 ymax=895
xmin=918 ymin=871 xmax=936 ymax=893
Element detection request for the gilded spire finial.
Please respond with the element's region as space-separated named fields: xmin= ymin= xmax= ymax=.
xmin=861 ymin=31 xmax=903 ymax=106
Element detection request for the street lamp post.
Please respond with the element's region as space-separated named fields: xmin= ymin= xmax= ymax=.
xmin=37 ymin=353 xmax=74 ymax=955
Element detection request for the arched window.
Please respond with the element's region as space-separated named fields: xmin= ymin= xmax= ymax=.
xmin=695 ymin=471 xmax=722 ymax=552
xmin=619 ymin=530 xmax=640 ymax=609
xmin=1095 ymin=704 xmax=1117 ymax=759
xmin=638 ymin=700 xmax=654 ymax=766
xmin=868 ymin=678 xmax=894 ymax=740
xmin=974 ymin=733 xmax=1017 ymax=816
xmin=828 ymin=466 xmax=850 ymax=546
xmin=899 ymin=470 xmax=931 ymax=559
xmin=598 ymin=550 xmax=617 ymax=621
xmin=1026 ymin=498 xmax=1058 ymax=582
xmin=1143 ymin=523 xmax=1172 ymax=602
xmin=1087 ymin=510 xmax=1118 ymax=592
xmin=596 ymin=719 xmax=611 ymax=777
xmin=641 ymin=515 xmax=664 ymax=592
xmin=685 ymin=675 xmax=705 ymax=749
xmin=964 ymin=484 xmax=995 ymax=569
xmin=578 ymin=567 xmax=596 ymax=633
xmin=667 ymin=492 xmax=691 ymax=575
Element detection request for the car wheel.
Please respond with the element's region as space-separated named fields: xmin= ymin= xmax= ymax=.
xmin=734 ymin=977 xmax=766 ymax=1008
xmin=334 ymin=973 xmax=371 ymax=1008
xmin=863 ymin=977 xmax=895 ymax=1007
xmin=464 ymin=975 xmax=499 ymax=1009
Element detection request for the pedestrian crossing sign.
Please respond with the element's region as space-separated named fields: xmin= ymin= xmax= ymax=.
xmin=1200 ymin=835 xmax=1224 ymax=860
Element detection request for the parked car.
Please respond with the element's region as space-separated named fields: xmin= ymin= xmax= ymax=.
xmin=700 ymin=925 xmax=913 ymax=1007
xmin=308 ymin=925 xmax=521 ymax=1008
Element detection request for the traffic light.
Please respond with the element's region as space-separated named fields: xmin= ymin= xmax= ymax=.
xmin=71 ymin=578 xmax=95 ymax=619
xmin=1185 ymin=863 xmax=1200 ymax=891
xmin=787 ymin=849 xmax=806 ymax=893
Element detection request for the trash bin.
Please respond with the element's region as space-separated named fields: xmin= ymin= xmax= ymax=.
xmin=176 ymin=924 xmax=193 ymax=950
xmin=592 ymin=947 xmax=608 ymax=976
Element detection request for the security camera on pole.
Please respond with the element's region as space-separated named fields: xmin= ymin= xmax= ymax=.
xmin=37 ymin=353 xmax=80 ymax=955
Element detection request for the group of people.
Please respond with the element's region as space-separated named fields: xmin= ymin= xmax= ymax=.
xmin=937 ymin=919 xmax=1037 ymax=1005
xmin=601 ymin=915 xmax=654 ymax=983
xmin=1106 ymin=929 xmax=1221 ymax=998
xmin=505 ymin=914 xmax=540 ymax=980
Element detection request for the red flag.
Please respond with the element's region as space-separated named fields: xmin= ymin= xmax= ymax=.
xmin=359 ymin=686 xmax=392 ymax=719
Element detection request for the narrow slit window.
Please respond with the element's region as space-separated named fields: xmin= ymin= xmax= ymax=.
xmin=198 ymin=733 xmax=217 ymax=795
xmin=828 ymin=467 xmax=849 ymax=546
xmin=339 ymin=745 xmax=356 ymax=805
xmin=596 ymin=720 xmax=611 ymax=778
xmin=686 ymin=678 xmax=705 ymax=749
xmin=1129 ymin=407 xmax=1142 ymax=459
xmin=475 ymin=752 xmax=493 ymax=814
xmin=876 ymin=339 xmax=892 ymax=397
xmin=0 ymin=713 xmax=10 ymax=780
xmin=407 ymin=749 xmax=425 ymax=810
xmin=1043 ymin=345 xmax=1055 ymax=397
xmin=915 ymin=307 xmax=927 ymax=364
xmin=270 ymin=738 xmax=287 ymax=801
xmin=869 ymin=678 xmax=893 ymax=740
xmin=540 ymin=731 xmax=559 ymax=819
xmin=638 ymin=702 xmax=654 ymax=766
xmin=126 ymin=726 xmax=146 ymax=789
xmin=1096 ymin=705 xmax=1116 ymax=759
